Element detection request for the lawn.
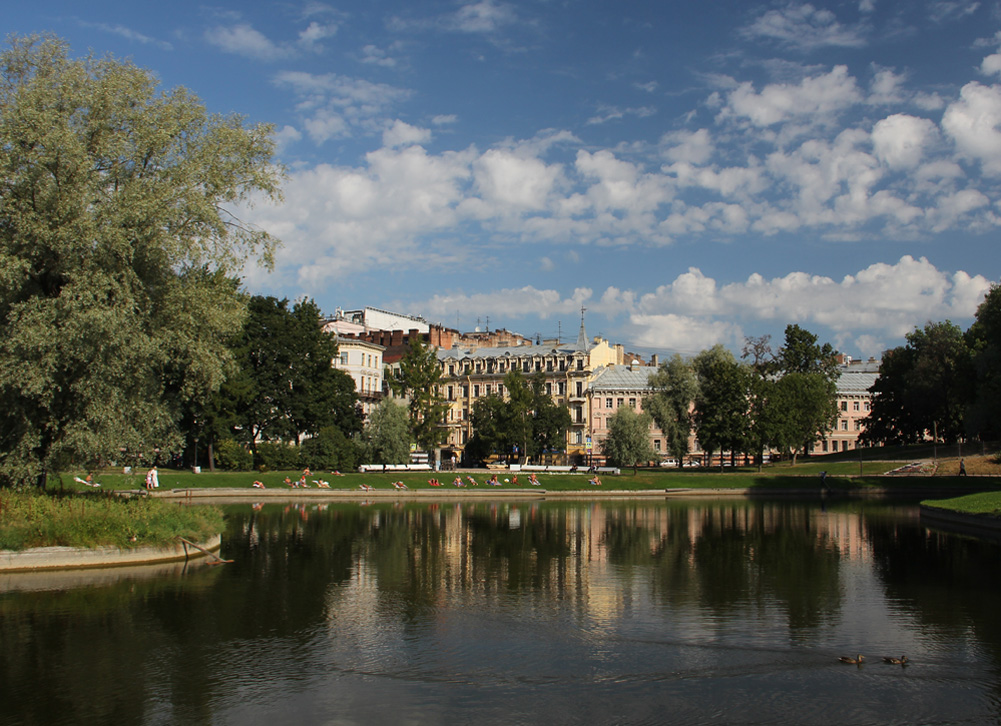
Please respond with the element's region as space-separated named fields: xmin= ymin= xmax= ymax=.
xmin=921 ymin=491 xmax=1001 ymax=518
xmin=55 ymin=455 xmax=1001 ymax=494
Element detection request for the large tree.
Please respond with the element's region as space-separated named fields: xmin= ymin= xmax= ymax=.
xmin=645 ymin=354 xmax=698 ymax=466
xmin=218 ymin=296 xmax=359 ymax=466
xmin=863 ymin=321 xmax=973 ymax=445
xmin=389 ymin=337 xmax=450 ymax=455
xmin=966 ymin=284 xmax=1001 ymax=441
xmin=466 ymin=369 xmax=571 ymax=464
xmin=601 ymin=407 xmax=657 ymax=473
xmin=692 ymin=345 xmax=752 ymax=468
xmin=362 ymin=400 xmax=412 ymax=465
xmin=0 ymin=36 xmax=283 ymax=487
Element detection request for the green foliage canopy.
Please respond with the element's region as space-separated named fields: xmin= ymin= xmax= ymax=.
xmin=0 ymin=36 xmax=283 ymax=486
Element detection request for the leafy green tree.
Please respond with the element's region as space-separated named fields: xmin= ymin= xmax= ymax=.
xmin=776 ymin=324 xmax=838 ymax=379
xmin=601 ymin=407 xmax=657 ymax=472
xmin=693 ymin=345 xmax=752 ymax=468
xmin=769 ymin=372 xmax=838 ymax=464
xmin=966 ymin=284 xmax=1001 ymax=441
xmin=362 ymin=400 xmax=412 ymax=465
xmin=0 ymin=36 xmax=283 ymax=487
xmin=771 ymin=326 xmax=839 ymax=462
xmin=301 ymin=425 xmax=359 ymax=471
xmin=863 ymin=321 xmax=973 ymax=445
xmin=466 ymin=370 xmax=571 ymax=464
xmin=218 ymin=296 xmax=359 ymax=467
xmin=645 ymin=354 xmax=699 ymax=466
xmin=389 ymin=337 xmax=450 ymax=455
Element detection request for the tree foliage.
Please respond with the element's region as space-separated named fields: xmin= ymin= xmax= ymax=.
xmin=216 ymin=296 xmax=359 ymax=466
xmin=601 ymin=407 xmax=657 ymax=471
xmin=466 ymin=369 xmax=571 ymax=464
xmin=362 ymin=400 xmax=412 ymax=465
xmin=862 ymin=320 xmax=973 ymax=445
xmin=0 ymin=36 xmax=283 ymax=486
xmin=693 ymin=345 xmax=752 ymax=467
xmin=389 ymin=337 xmax=450 ymax=454
xmin=966 ymin=284 xmax=1001 ymax=441
xmin=645 ymin=354 xmax=698 ymax=466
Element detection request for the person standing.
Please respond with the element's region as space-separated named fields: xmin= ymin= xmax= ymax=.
xmin=959 ymin=459 xmax=967 ymax=476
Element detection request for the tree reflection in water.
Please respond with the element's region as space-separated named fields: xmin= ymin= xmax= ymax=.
xmin=3 ymin=498 xmax=1001 ymax=725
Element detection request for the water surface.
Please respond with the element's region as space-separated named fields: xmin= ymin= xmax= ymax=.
xmin=3 ymin=498 xmax=1001 ymax=725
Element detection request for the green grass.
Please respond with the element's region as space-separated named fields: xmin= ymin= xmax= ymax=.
xmin=921 ymin=491 xmax=1001 ymax=518
xmin=0 ymin=490 xmax=224 ymax=551
xmin=57 ymin=460 xmax=1001 ymax=494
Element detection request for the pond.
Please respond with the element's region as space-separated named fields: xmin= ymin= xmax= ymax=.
xmin=3 ymin=497 xmax=1001 ymax=725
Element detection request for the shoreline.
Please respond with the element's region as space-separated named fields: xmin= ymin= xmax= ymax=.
xmin=0 ymin=534 xmax=222 ymax=573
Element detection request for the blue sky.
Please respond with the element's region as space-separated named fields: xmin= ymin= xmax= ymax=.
xmin=9 ymin=0 xmax=1001 ymax=359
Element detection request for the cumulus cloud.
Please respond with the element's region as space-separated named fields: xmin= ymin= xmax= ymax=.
xmin=718 ymin=66 xmax=862 ymax=127
xmin=383 ymin=120 xmax=432 ymax=148
xmin=871 ymin=114 xmax=937 ymax=169
xmin=942 ymin=81 xmax=1001 ymax=175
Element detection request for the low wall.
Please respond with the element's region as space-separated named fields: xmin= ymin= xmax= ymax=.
xmin=0 ymin=534 xmax=222 ymax=573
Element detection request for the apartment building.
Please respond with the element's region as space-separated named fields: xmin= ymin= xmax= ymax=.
xmin=436 ymin=321 xmax=620 ymax=463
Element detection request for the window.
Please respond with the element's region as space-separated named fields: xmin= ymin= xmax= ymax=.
xmin=449 ymin=365 xmax=454 ymax=375
xmin=865 ymin=402 xmax=871 ymax=411
xmin=617 ymin=398 xmax=624 ymax=407
xmin=606 ymin=398 xmax=612 ymax=409
xmin=340 ymin=353 xmax=348 ymax=365
xmin=853 ymin=401 xmax=860 ymax=411
xmin=546 ymin=382 xmax=553 ymax=395
xmin=558 ymin=382 xmax=565 ymax=395
xmin=629 ymin=398 xmax=636 ymax=408
xmin=447 ymin=385 xmax=454 ymax=401
xmin=841 ymin=401 xmax=848 ymax=411
xmin=473 ymin=385 xmax=480 ymax=397
xmin=576 ymin=382 xmax=583 ymax=396
xmin=841 ymin=420 xmax=849 ymax=430
xmin=654 ymin=440 xmax=661 ymax=451
xmin=484 ymin=384 xmax=491 ymax=395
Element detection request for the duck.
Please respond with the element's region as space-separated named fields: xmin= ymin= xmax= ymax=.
xmin=838 ymin=654 xmax=865 ymax=665
xmin=882 ymin=655 xmax=908 ymax=665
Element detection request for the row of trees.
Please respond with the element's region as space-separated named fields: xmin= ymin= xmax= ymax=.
xmin=861 ymin=284 xmax=1001 ymax=447
xmin=602 ymin=325 xmax=840 ymax=470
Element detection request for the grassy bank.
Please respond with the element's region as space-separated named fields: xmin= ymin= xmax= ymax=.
xmin=0 ymin=491 xmax=224 ymax=551
xmin=59 ymin=456 xmax=1001 ymax=494
xmin=921 ymin=491 xmax=1001 ymax=518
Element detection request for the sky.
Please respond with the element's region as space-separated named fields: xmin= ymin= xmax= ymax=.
xmin=8 ymin=0 xmax=1001 ymax=360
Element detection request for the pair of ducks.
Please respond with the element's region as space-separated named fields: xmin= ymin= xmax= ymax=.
xmin=838 ymin=654 xmax=908 ymax=665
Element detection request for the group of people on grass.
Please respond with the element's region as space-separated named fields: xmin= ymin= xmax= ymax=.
xmin=244 ymin=468 xmax=573 ymax=491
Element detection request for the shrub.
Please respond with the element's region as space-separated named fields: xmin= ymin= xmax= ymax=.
xmin=301 ymin=426 xmax=359 ymax=471
xmin=254 ymin=442 xmax=301 ymax=471
xmin=214 ymin=439 xmax=253 ymax=471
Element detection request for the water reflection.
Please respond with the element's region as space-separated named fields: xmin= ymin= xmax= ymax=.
xmin=3 ymin=499 xmax=1001 ymax=725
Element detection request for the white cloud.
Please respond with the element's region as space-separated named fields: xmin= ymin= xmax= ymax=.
xmin=871 ymin=114 xmax=937 ymax=169
xmin=941 ymin=81 xmax=1001 ymax=175
xmin=449 ymin=0 xmax=518 ymax=33
xmin=298 ymin=21 xmax=337 ymax=51
xmin=740 ymin=3 xmax=868 ymax=50
xmin=472 ymin=148 xmax=562 ymax=211
xmin=205 ymin=23 xmax=292 ymax=60
xmin=719 ymin=66 xmax=862 ymax=127
xmin=383 ymin=120 xmax=432 ymax=148
xmin=81 ymin=21 xmax=174 ymax=50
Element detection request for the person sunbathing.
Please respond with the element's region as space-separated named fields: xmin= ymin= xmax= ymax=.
xmin=488 ymin=474 xmax=501 ymax=486
xmin=359 ymin=483 xmax=374 ymax=491
xmin=529 ymin=474 xmax=541 ymax=486
xmin=512 ymin=475 xmax=519 ymax=486
xmin=252 ymin=480 xmax=265 ymax=488
xmin=589 ymin=476 xmax=602 ymax=486
xmin=393 ymin=481 xmax=409 ymax=490
xmin=453 ymin=477 xmax=465 ymax=487
xmin=284 ymin=477 xmax=294 ymax=487
xmin=314 ymin=479 xmax=330 ymax=488
xmin=467 ymin=476 xmax=478 ymax=486
xmin=74 ymin=475 xmax=101 ymax=487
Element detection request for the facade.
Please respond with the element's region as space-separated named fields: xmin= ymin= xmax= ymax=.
xmin=436 ymin=321 xmax=620 ymax=463
xmin=812 ymin=358 xmax=880 ymax=454
xmin=330 ymin=337 xmax=386 ymax=419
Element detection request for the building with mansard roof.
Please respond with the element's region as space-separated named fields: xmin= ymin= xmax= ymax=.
xmin=436 ymin=316 xmax=621 ymax=464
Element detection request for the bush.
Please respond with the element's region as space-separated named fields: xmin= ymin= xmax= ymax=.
xmin=254 ymin=442 xmax=301 ymax=471
xmin=301 ymin=426 xmax=359 ymax=471
xmin=214 ymin=439 xmax=252 ymax=471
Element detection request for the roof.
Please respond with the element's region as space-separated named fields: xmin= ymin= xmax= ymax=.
xmin=438 ymin=344 xmax=584 ymax=361
xmin=836 ymin=370 xmax=878 ymax=394
xmin=589 ymin=365 xmax=657 ymax=392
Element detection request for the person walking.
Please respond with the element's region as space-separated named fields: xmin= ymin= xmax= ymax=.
xmin=959 ymin=459 xmax=967 ymax=476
